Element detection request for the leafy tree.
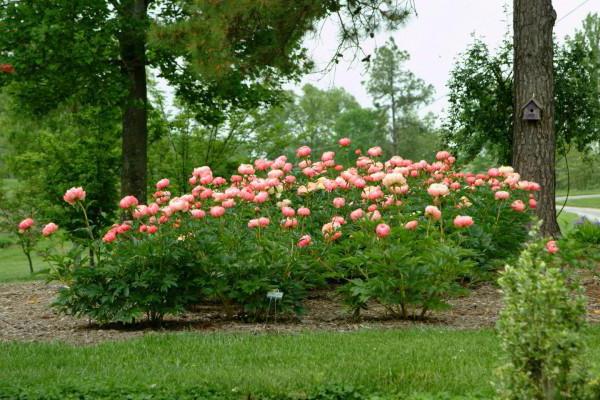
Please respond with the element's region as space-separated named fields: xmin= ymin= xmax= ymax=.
xmin=0 ymin=0 xmax=413 ymax=202
xmin=365 ymin=37 xmax=434 ymax=155
xmin=444 ymin=17 xmax=600 ymax=166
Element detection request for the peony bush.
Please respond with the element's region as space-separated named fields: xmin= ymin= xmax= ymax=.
xmin=31 ymin=140 xmax=539 ymax=323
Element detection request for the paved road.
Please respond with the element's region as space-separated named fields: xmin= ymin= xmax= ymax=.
xmin=559 ymin=206 xmax=600 ymax=222
xmin=556 ymin=194 xmax=600 ymax=201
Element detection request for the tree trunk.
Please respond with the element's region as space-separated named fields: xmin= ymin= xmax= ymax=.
xmin=512 ymin=0 xmax=560 ymax=237
xmin=119 ymin=0 xmax=148 ymax=202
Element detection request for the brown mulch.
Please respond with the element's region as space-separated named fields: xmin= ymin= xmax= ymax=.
xmin=1 ymin=278 xmax=600 ymax=345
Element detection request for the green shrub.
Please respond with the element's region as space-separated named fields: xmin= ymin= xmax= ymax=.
xmin=496 ymin=239 xmax=591 ymax=399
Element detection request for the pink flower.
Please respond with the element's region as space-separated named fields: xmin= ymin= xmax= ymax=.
xmin=238 ymin=164 xmax=255 ymax=175
xmin=545 ymin=240 xmax=559 ymax=254
xmin=296 ymin=146 xmax=312 ymax=158
xmin=282 ymin=206 xmax=296 ymax=217
xmin=427 ymin=183 xmax=449 ymax=197
xmin=210 ymin=206 xmax=226 ymax=218
xmin=297 ymin=207 xmax=311 ymax=217
xmin=453 ymin=215 xmax=474 ymax=228
xmin=488 ymin=168 xmax=500 ymax=177
xmin=375 ymin=223 xmax=391 ymax=238
xmin=511 ymin=200 xmax=526 ymax=212
xmin=425 ymin=205 xmax=442 ymax=220
xmin=254 ymin=191 xmax=269 ymax=203
xmin=147 ymin=225 xmax=158 ymax=234
xmin=368 ymin=210 xmax=382 ymax=221
xmin=156 ymin=178 xmax=170 ymax=190
xmin=190 ymin=209 xmax=206 ymax=219
xmin=258 ymin=217 xmax=270 ymax=227
xmin=367 ymin=146 xmax=383 ymax=157
xmin=63 ymin=187 xmax=86 ymax=205
xmin=18 ymin=218 xmax=34 ymax=231
xmin=42 ymin=222 xmax=58 ymax=236
xmin=297 ymin=234 xmax=312 ymax=248
xmin=350 ymin=208 xmax=364 ymax=221
xmin=339 ymin=137 xmax=351 ymax=147
xmin=282 ymin=218 xmax=298 ymax=229
xmin=332 ymin=197 xmax=346 ymax=208
xmin=435 ymin=151 xmax=451 ymax=161
xmin=248 ymin=219 xmax=259 ymax=228
xmin=102 ymin=231 xmax=117 ymax=243
xmin=404 ymin=220 xmax=418 ymax=230
xmin=321 ymin=151 xmax=335 ymax=162
xmin=119 ymin=195 xmax=139 ymax=209
xmin=222 ymin=199 xmax=235 ymax=208
xmin=529 ymin=198 xmax=537 ymax=209
xmin=495 ymin=191 xmax=510 ymax=200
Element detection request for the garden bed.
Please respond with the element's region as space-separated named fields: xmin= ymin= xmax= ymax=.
xmin=2 ymin=277 xmax=600 ymax=345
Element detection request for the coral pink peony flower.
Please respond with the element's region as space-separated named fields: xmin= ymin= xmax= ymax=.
xmin=119 ymin=195 xmax=139 ymax=209
xmin=238 ymin=164 xmax=255 ymax=175
xmin=332 ymin=197 xmax=346 ymax=208
xmin=156 ymin=178 xmax=170 ymax=190
xmin=297 ymin=207 xmax=311 ymax=217
xmin=404 ymin=220 xmax=418 ymax=230
xmin=258 ymin=217 xmax=270 ymax=227
xmin=435 ymin=151 xmax=451 ymax=161
xmin=375 ymin=223 xmax=391 ymax=238
xmin=147 ymin=225 xmax=158 ymax=234
xmin=368 ymin=210 xmax=382 ymax=221
xmin=350 ymin=208 xmax=364 ymax=221
xmin=495 ymin=191 xmax=510 ymax=200
xmin=222 ymin=199 xmax=236 ymax=208
xmin=382 ymin=172 xmax=406 ymax=187
xmin=254 ymin=191 xmax=269 ymax=203
xmin=321 ymin=151 xmax=335 ymax=162
xmin=367 ymin=146 xmax=383 ymax=157
xmin=453 ymin=215 xmax=474 ymax=228
xmin=297 ymin=234 xmax=312 ymax=247
xmin=102 ymin=231 xmax=117 ymax=243
xmin=425 ymin=205 xmax=442 ymax=220
xmin=210 ymin=206 xmax=226 ymax=218
xmin=296 ymin=146 xmax=312 ymax=158
xmin=282 ymin=206 xmax=296 ymax=217
xmin=528 ymin=198 xmax=537 ymax=209
xmin=42 ymin=222 xmax=58 ymax=236
xmin=248 ymin=219 xmax=259 ymax=228
xmin=511 ymin=200 xmax=526 ymax=212
xmin=545 ymin=240 xmax=559 ymax=254
xmin=282 ymin=218 xmax=298 ymax=229
xmin=63 ymin=187 xmax=86 ymax=205
xmin=18 ymin=218 xmax=34 ymax=231
xmin=190 ymin=209 xmax=206 ymax=219
xmin=427 ymin=183 xmax=449 ymax=197
xmin=338 ymin=137 xmax=351 ymax=147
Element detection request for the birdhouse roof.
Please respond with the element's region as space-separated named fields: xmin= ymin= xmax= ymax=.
xmin=521 ymin=98 xmax=542 ymax=110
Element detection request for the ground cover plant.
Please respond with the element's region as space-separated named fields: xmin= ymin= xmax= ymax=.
xmin=18 ymin=141 xmax=538 ymax=324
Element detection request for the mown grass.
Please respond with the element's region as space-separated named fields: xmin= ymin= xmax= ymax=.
xmin=0 ymin=241 xmax=48 ymax=282
xmin=556 ymin=188 xmax=600 ymax=197
xmin=565 ymin=197 xmax=600 ymax=209
xmin=1 ymin=327 xmax=599 ymax=398
xmin=558 ymin=211 xmax=580 ymax=234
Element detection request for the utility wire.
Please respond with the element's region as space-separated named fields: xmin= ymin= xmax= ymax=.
xmin=557 ymin=0 xmax=592 ymax=23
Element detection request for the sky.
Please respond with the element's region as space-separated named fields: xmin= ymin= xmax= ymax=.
xmin=290 ymin=0 xmax=600 ymax=120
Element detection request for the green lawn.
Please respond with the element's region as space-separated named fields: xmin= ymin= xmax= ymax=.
xmin=556 ymin=188 xmax=600 ymax=197
xmin=558 ymin=211 xmax=580 ymax=233
xmin=1 ymin=327 xmax=599 ymax=398
xmin=565 ymin=197 xmax=600 ymax=209
xmin=0 ymin=232 xmax=48 ymax=282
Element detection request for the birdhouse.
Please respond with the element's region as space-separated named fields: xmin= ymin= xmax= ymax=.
xmin=522 ymin=99 xmax=542 ymax=121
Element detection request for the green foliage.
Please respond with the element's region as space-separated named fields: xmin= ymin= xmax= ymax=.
xmin=444 ymin=15 xmax=600 ymax=165
xmin=337 ymin=227 xmax=473 ymax=319
xmin=366 ymin=38 xmax=437 ymax=158
xmin=496 ymin=240 xmax=591 ymax=399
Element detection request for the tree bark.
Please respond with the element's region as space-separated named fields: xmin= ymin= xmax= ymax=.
xmin=512 ymin=0 xmax=560 ymax=237
xmin=119 ymin=0 xmax=148 ymax=201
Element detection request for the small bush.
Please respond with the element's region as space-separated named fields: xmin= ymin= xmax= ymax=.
xmin=496 ymin=239 xmax=591 ymax=399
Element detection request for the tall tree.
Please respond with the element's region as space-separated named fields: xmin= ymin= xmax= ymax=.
xmin=366 ymin=38 xmax=433 ymax=154
xmin=0 ymin=0 xmax=413 ymax=202
xmin=513 ymin=0 xmax=559 ymax=236
xmin=443 ymin=26 xmax=600 ymax=165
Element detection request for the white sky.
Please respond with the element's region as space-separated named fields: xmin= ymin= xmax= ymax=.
xmin=290 ymin=0 xmax=600 ymax=120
